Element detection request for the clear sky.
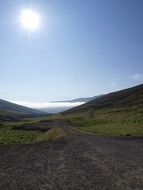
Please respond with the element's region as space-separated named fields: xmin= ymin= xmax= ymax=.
xmin=0 ymin=0 xmax=143 ymax=102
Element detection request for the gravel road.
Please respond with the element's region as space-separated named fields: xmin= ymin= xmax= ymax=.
xmin=0 ymin=125 xmax=143 ymax=190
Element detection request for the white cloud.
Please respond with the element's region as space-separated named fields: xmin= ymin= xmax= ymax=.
xmin=132 ymin=74 xmax=143 ymax=82
xmin=11 ymin=101 xmax=85 ymax=109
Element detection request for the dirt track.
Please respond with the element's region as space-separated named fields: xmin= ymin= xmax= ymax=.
xmin=0 ymin=125 xmax=143 ymax=190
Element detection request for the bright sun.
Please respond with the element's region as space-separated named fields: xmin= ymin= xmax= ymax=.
xmin=20 ymin=9 xmax=40 ymax=31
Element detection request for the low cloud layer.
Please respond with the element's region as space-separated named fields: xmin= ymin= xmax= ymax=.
xmin=12 ymin=101 xmax=85 ymax=113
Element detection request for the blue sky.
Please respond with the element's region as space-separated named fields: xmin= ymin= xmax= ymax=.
xmin=0 ymin=0 xmax=143 ymax=103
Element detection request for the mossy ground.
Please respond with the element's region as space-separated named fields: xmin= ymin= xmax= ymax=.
xmin=62 ymin=107 xmax=143 ymax=136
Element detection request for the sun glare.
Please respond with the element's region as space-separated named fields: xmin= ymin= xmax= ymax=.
xmin=20 ymin=9 xmax=40 ymax=31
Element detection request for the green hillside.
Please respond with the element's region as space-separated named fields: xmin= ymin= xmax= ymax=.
xmin=62 ymin=84 xmax=143 ymax=136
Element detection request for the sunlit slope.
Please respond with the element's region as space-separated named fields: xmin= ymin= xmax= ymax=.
xmin=63 ymin=84 xmax=143 ymax=136
xmin=0 ymin=99 xmax=45 ymax=121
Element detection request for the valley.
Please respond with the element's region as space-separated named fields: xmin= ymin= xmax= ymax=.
xmin=0 ymin=84 xmax=143 ymax=189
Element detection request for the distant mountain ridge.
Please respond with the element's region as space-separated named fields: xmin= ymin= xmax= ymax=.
xmin=0 ymin=99 xmax=45 ymax=121
xmin=52 ymin=95 xmax=102 ymax=103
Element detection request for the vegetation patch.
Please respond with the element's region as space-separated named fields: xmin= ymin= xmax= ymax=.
xmin=63 ymin=107 xmax=143 ymax=136
xmin=35 ymin=127 xmax=66 ymax=142
xmin=0 ymin=129 xmax=40 ymax=144
xmin=0 ymin=118 xmax=45 ymax=144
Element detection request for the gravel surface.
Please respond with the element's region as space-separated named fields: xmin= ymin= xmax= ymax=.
xmin=0 ymin=125 xmax=143 ymax=190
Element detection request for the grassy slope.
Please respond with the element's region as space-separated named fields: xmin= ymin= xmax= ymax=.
xmin=62 ymin=84 xmax=143 ymax=136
